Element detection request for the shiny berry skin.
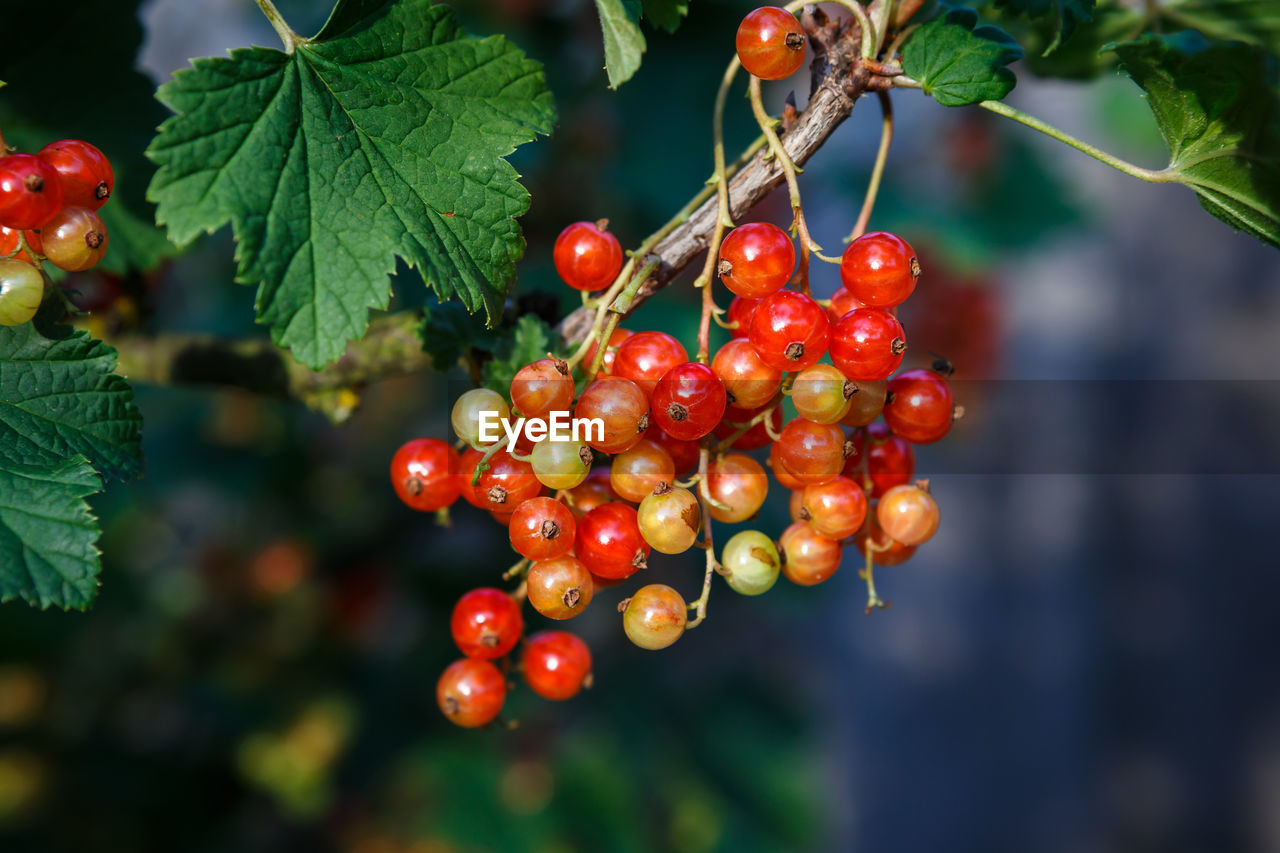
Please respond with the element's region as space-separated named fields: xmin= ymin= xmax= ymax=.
xmin=452 ymin=388 xmax=509 ymax=448
xmin=575 ymin=503 xmax=649 ymax=579
xmin=37 ymin=140 xmax=113 ymax=210
xmin=530 ymin=439 xmax=594 ymax=491
xmin=0 ymin=226 xmax=38 ymax=264
xmin=789 ymin=488 xmax=806 ymax=522
xmin=854 ymin=516 xmax=918 ymax=566
xmin=840 ymin=379 xmax=888 ymax=427
xmin=575 ymin=377 xmax=650 ymax=455
xmin=637 ymin=482 xmax=701 ymax=554
xmin=884 ymin=368 xmax=956 ymax=444
xmin=458 ymin=448 xmax=489 ymax=508
xmin=767 ymin=441 xmax=807 ymax=491
xmin=613 ymin=331 xmax=688 ymax=397
xmin=523 ymin=631 xmax=593 ymax=700
xmin=774 ymin=419 xmax=851 ymax=486
xmin=649 ymin=425 xmax=700 ymax=476
xmin=717 ymin=222 xmax=794 ymax=298
xmin=0 ymin=259 xmax=44 ymax=327
xmin=877 ymin=483 xmax=940 ymax=546
xmin=791 ymin=364 xmax=854 ymax=424
xmin=451 ymin=588 xmax=523 ymax=659
xmin=476 ymin=450 xmax=540 ymax=511
xmin=39 ymin=206 xmax=109 ymax=272
xmin=735 ymin=7 xmax=806 ymax=81
xmin=826 ymin=286 xmax=869 ymax=323
xmin=726 ymin=296 xmax=760 ymax=339
xmin=510 ymin=358 xmax=574 ymax=421
xmin=527 ymin=555 xmax=594 ymax=620
xmin=830 ymin=308 xmax=906 ymax=381
xmin=713 ymin=403 xmax=783 ymax=451
xmin=622 ymin=584 xmax=687 ymax=650
xmin=581 ymin=326 xmax=633 ymax=379
xmin=721 ymin=530 xmax=781 ymax=596
xmin=711 ymin=338 xmax=782 ymax=409
xmin=706 ymin=452 xmax=769 ymax=523
xmin=610 ymin=439 xmax=675 ymax=503
xmin=567 ymin=469 xmax=617 ymax=517
xmin=839 ymin=232 xmax=919 ymax=308
xmin=779 ymin=521 xmax=841 ymax=586
xmin=651 ymin=362 xmax=727 ymax=441
xmin=0 ymin=154 xmax=65 ymax=230
xmin=509 ymin=496 xmax=576 ymax=560
xmin=855 ymin=422 xmax=915 ymax=498
xmin=554 ymin=220 xmax=623 ymax=291
xmin=748 ymin=290 xmax=831 ymax=371
xmin=390 ymin=438 xmax=461 ymax=512
xmin=437 ymin=658 xmax=507 ymax=727
xmin=801 ymin=476 xmax=867 ymax=539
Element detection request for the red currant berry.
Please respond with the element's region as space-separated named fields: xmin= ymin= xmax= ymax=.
xmin=735 ymin=7 xmax=806 ymax=81
xmin=37 ymin=140 xmax=114 ymax=210
xmin=648 ymin=425 xmax=700 ymax=476
xmin=476 ymin=450 xmax=540 ymax=512
xmin=800 ymin=476 xmax=867 ymax=539
xmin=509 ymin=496 xmax=576 ymax=560
xmin=839 ymin=232 xmax=919 ymax=308
xmin=767 ymin=441 xmax=807 ymax=491
xmin=458 ymin=448 xmax=489 ymax=508
xmin=712 ymin=338 xmax=782 ymax=409
xmin=580 ymin=326 xmax=632 ymax=379
xmin=706 ymin=452 xmax=769 ymax=523
xmin=826 ymin=285 xmax=869 ymax=323
xmin=575 ymin=503 xmax=649 ymax=579
xmin=829 ymin=308 xmax=906 ymax=381
xmin=523 ymin=631 xmax=593 ymax=700
xmin=610 ymin=439 xmax=676 ymax=502
xmin=575 ymin=376 xmax=650 ymax=454
xmin=0 ymin=259 xmax=44 ymax=327
xmin=877 ymin=482 xmax=940 ymax=546
xmin=651 ymin=361 xmax=727 ymax=441
xmin=748 ymin=290 xmax=831 ymax=371
xmin=840 ymin=379 xmax=888 ymax=427
xmin=779 ymin=521 xmax=841 ymax=586
xmin=853 ymin=422 xmax=916 ymax=499
xmin=854 ymin=515 xmax=918 ymax=567
xmin=451 ymin=587 xmax=523 ymax=659
xmin=622 ymin=584 xmax=687 ymax=650
xmin=726 ymin=295 xmax=760 ymax=339
xmin=774 ymin=419 xmax=851 ymax=486
xmin=791 ymin=364 xmax=855 ymax=424
xmin=0 ymin=154 xmax=64 ymax=230
xmin=721 ymin=530 xmax=782 ymax=595
xmin=554 ymin=220 xmax=623 ymax=291
xmin=390 ymin=438 xmax=461 ymax=512
xmin=40 ymin=206 xmax=109 ymax=272
xmin=637 ymin=482 xmax=701 ymax=554
xmin=0 ymin=226 xmax=37 ymax=264
xmin=530 ymin=439 xmax=594 ymax=491
xmin=884 ymin=368 xmax=956 ymax=444
xmin=527 ymin=555 xmax=594 ymax=620
xmin=713 ymin=402 xmax=783 ymax=451
xmin=613 ymin=331 xmax=689 ymax=397
xmin=717 ymin=222 xmax=794 ymax=298
xmin=567 ymin=469 xmax=616 ymax=517
xmin=510 ymin=357 xmax=574 ymax=421
xmin=437 ymin=658 xmax=507 ymax=727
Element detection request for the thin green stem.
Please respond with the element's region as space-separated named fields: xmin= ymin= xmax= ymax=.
xmin=256 ymin=0 xmax=305 ymax=53
xmin=849 ymin=91 xmax=894 ymax=242
xmin=979 ymin=100 xmax=1171 ymax=183
xmin=583 ymin=257 xmax=661 ymax=380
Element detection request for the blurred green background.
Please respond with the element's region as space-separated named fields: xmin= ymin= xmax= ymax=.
xmin=1 ymin=0 xmax=1279 ymax=851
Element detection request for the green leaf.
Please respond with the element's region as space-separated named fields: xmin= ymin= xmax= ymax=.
xmin=1114 ymin=33 xmax=1280 ymax=248
xmin=0 ymin=456 xmax=102 ymax=610
xmin=901 ymin=7 xmax=1023 ymax=106
xmin=641 ymin=0 xmax=690 ymax=33
xmin=1019 ymin=3 xmax=1141 ymax=79
xmin=992 ymin=0 xmax=1094 ymax=55
xmin=0 ymin=0 xmax=176 ymax=274
xmin=1161 ymin=0 xmax=1280 ymax=56
xmin=419 ymin=300 xmax=505 ymax=371
xmin=0 ymin=322 xmax=143 ymax=482
xmin=480 ymin=314 xmax=566 ymax=396
xmin=146 ymin=0 xmax=556 ymax=369
xmin=595 ymin=0 xmax=648 ymax=88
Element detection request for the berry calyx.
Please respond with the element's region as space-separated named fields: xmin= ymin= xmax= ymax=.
xmin=839 ymin=232 xmax=920 ymax=308
xmin=523 ymin=631 xmax=593 ymax=700
xmin=450 ymin=587 xmax=524 ymax=659
xmin=475 ymin=450 xmax=540 ymax=511
xmin=717 ymin=222 xmax=795 ymax=298
xmin=554 ymin=220 xmax=623 ymax=291
xmin=735 ymin=7 xmax=806 ymax=81
xmin=621 ymin=584 xmax=687 ymax=650
xmin=390 ymin=437 xmax=461 ymax=512
xmin=437 ymin=658 xmax=507 ymax=727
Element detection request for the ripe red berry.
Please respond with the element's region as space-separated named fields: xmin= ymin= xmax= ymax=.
xmin=800 ymin=476 xmax=867 ymax=539
xmin=826 ymin=286 xmax=869 ymax=323
xmin=475 ymin=450 xmax=541 ymax=512
xmin=437 ymin=658 xmax=507 ymax=727
xmin=877 ymin=482 xmax=940 ymax=546
xmin=829 ymin=308 xmax=906 ymax=381
xmin=527 ymin=555 xmax=594 ymax=620
xmin=774 ymin=419 xmax=851 ymax=486
xmin=718 ymin=222 xmax=795 ymax=298
xmin=884 ymin=368 xmax=956 ymax=444
xmin=458 ymin=448 xmax=489 ymax=508
xmin=0 ymin=154 xmax=64 ymax=230
xmin=554 ymin=220 xmax=623 ymax=291
xmin=735 ymin=7 xmax=806 ymax=81
xmin=450 ymin=587 xmax=523 ymax=659
xmin=706 ymin=452 xmax=769 ymax=523
xmin=726 ymin=295 xmax=761 ymax=339
xmin=648 ymin=425 xmax=700 ymax=476
xmin=767 ymin=441 xmax=807 ymax=491
xmin=610 ymin=439 xmax=676 ymax=502
xmin=711 ymin=338 xmax=782 ymax=409
xmin=37 ymin=140 xmax=114 ymax=211
xmin=574 ymin=376 xmax=650 ymax=455
xmin=622 ymin=584 xmax=687 ymax=650
xmin=509 ymin=496 xmax=576 ymax=560
xmin=510 ymin=357 xmax=574 ymax=421
xmin=651 ymin=362 xmax=727 ymax=441
xmin=840 ymin=379 xmax=888 ymax=427
xmin=39 ymin=206 xmax=109 ymax=272
xmin=523 ymin=631 xmax=593 ymax=700
xmin=567 ymin=469 xmax=616 ymax=517
xmin=748 ymin=290 xmax=831 ymax=371
xmin=854 ymin=515 xmax=918 ymax=567
xmin=779 ymin=521 xmax=841 ymax=586
xmin=613 ymin=331 xmax=689 ymax=397
xmin=390 ymin=438 xmax=462 ymax=512
xmin=855 ymin=422 xmax=915 ymax=498
xmin=0 ymin=226 xmax=38 ymax=264
xmin=575 ymin=503 xmax=650 ymax=579
xmin=839 ymin=232 xmax=919 ymax=308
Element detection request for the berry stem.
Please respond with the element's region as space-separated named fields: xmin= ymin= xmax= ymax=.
xmin=686 ymin=448 xmax=724 ymax=629
xmin=471 ymin=434 xmax=512 ymax=486
xmin=860 ymin=541 xmax=889 ymax=613
xmin=503 ymin=558 xmax=530 ymax=582
xmin=849 ymin=91 xmax=894 ymax=242
xmin=579 ymin=256 xmax=661 ymax=382
xmin=255 ymin=0 xmax=306 ymax=53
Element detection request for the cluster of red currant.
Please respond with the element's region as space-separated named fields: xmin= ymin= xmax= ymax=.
xmin=0 ymin=139 xmax=114 ymax=327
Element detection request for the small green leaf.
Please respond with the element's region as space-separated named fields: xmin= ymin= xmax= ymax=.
xmin=901 ymin=7 xmax=1023 ymax=106
xmin=1161 ymin=0 xmax=1280 ymax=56
xmin=1114 ymin=33 xmax=1280 ymax=248
xmin=992 ymin=0 xmax=1094 ymax=55
xmin=0 ymin=322 xmax=142 ymax=482
xmin=146 ymin=0 xmax=556 ymax=369
xmin=420 ymin=300 xmax=506 ymax=371
xmin=1020 ymin=3 xmax=1141 ymax=79
xmin=0 ymin=455 xmax=103 ymax=610
xmin=641 ymin=0 xmax=690 ymax=33
xmin=481 ymin=314 xmax=566 ymax=396
xmin=596 ymin=0 xmax=648 ymax=88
